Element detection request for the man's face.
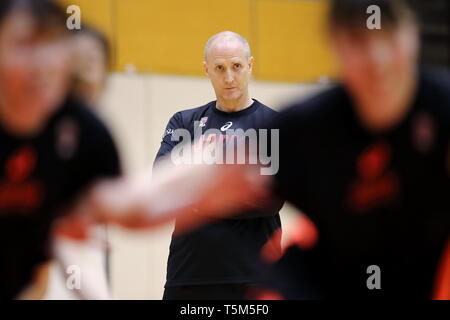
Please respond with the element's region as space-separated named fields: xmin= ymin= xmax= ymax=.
xmin=332 ymin=25 xmax=419 ymax=106
xmin=204 ymin=39 xmax=253 ymax=103
xmin=0 ymin=9 xmax=72 ymax=134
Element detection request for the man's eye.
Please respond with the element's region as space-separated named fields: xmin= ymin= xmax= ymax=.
xmin=234 ymin=64 xmax=241 ymax=69
xmin=216 ymin=66 xmax=224 ymax=71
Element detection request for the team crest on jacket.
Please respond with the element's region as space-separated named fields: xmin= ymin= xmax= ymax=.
xmin=163 ymin=128 xmax=174 ymax=138
xmin=199 ymin=117 xmax=208 ymax=127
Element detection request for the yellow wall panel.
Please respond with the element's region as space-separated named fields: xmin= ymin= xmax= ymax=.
xmin=115 ymin=0 xmax=252 ymax=75
xmin=255 ymin=0 xmax=337 ymax=82
xmin=55 ymin=0 xmax=336 ymax=82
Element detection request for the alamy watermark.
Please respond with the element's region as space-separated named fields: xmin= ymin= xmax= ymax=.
xmin=167 ymin=122 xmax=279 ymax=175
xmin=366 ymin=264 xmax=381 ymax=290
xmin=66 ymin=264 xmax=81 ymax=290
xmin=66 ymin=5 xmax=81 ymax=30
xmin=367 ymin=5 xmax=381 ymax=30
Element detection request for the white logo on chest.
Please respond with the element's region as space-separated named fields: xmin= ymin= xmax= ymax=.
xmin=220 ymin=121 xmax=233 ymax=131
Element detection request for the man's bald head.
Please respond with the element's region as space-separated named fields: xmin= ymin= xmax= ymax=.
xmin=202 ymin=31 xmax=253 ymax=112
xmin=204 ymin=31 xmax=251 ymax=61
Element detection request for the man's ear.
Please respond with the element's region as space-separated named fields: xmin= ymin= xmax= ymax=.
xmin=248 ymin=56 xmax=254 ymax=73
xmin=203 ymin=61 xmax=209 ymax=77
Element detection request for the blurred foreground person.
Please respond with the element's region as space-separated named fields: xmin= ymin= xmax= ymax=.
xmin=0 ymin=0 xmax=266 ymax=300
xmin=263 ymin=0 xmax=449 ymax=299
xmin=46 ymin=25 xmax=113 ymax=300
xmin=0 ymin=0 xmax=104 ymax=299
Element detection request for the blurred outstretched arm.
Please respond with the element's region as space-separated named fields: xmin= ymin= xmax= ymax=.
xmin=55 ymin=158 xmax=270 ymax=240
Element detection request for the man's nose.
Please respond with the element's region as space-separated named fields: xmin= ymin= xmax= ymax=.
xmin=224 ymin=70 xmax=234 ymax=84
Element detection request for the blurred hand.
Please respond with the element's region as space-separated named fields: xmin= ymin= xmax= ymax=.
xmin=174 ymin=164 xmax=271 ymax=233
xmin=53 ymin=202 xmax=98 ymax=241
xmin=261 ymin=213 xmax=319 ymax=263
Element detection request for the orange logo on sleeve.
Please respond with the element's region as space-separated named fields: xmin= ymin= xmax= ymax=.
xmin=0 ymin=146 xmax=43 ymax=213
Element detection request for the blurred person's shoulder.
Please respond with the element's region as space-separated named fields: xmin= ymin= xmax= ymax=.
xmin=54 ymin=95 xmax=117 ymax=145
xmin=55 ymin=95 xmax=121 ymax=175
